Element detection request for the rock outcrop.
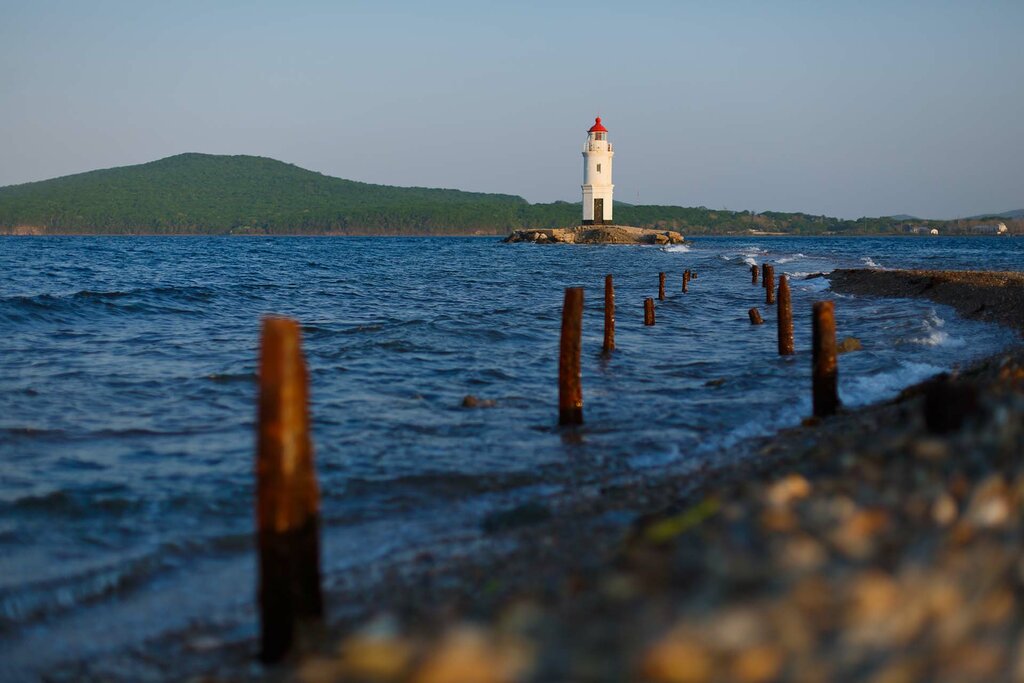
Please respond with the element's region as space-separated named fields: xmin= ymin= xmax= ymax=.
xmin=504 ymin=225 xmax=684 ymax=245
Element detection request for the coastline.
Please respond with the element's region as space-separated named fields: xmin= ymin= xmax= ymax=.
xmin=48 ymin=266 xmax=1024 ymax=681
xmin=829 ymin=268 xmax=1024 ymax=335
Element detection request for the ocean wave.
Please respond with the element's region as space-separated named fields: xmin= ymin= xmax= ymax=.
xmin=776 ymin=253 xmax=806 ymax=264
xmin=662 ymin=244 xmax=691 ymax=253
xmin=336 ymin=468 xmax=546 ymax=500
xmin=0 ymin=550 xmax=171 ymax=631
xmin=841 ymin=360 xmax=946 ymax=407
xmin=861 ymin=256 xmax=882 ymax=268
xmin=1 ymin=487 xmax=141 ymax=515
xmin=0 ymin=285 xmax=218 ymax=322
xmin=903 ymin=311 xmax=965 ymax=348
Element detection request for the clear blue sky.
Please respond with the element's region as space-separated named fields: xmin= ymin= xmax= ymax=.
xmin=1 ymin=0 xmax=1021 ymax=218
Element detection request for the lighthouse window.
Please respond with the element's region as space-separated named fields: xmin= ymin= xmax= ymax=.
xmin=596 ymin=163 xmax=602 ymax=173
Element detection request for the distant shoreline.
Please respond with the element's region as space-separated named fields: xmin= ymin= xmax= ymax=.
xmin=1 ymin=229 xmax=1019 ymax=238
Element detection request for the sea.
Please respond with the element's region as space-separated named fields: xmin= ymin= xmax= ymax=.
xmin=0 ymin=235 xmax=1021 ymax=679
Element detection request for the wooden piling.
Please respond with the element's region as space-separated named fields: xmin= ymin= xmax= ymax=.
xmin=762 ymin=263 xmax=770 ymax=287
xmin=749 ymin=308 xmax=764 ymax=325
xmin=751 ymin=265 xmax=759 ymax=284
xmin=777 ymin=275 xmax=794 ymax=355
xmin=644 ymin=297 xmax=656 ymax=326
xmin=256 ymin=317 xmax=324 ymax=664
xmin=766 ymin=269 xmax=776 ymax=305
xmin=559 ymin=287 xmax=584 ymax=425
xmin=603 ymin=275 xmax=615 ymax=354
xmin=659 ymin=272 xmax=666 ymax=300
xmin=812 ymin=301 xmax=838 ymax=417
xmin=682 ymin=270 xmax=689 ymax=293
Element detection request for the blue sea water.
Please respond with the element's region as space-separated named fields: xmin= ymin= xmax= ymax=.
xmin=0 ymin=235 xmax=1020 ymax=677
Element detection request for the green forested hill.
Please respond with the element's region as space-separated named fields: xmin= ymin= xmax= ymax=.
xmin=0 ymin=154 xmax=536 ymax=234
xmin=0 ymin=153 xmax=1013 ymax=235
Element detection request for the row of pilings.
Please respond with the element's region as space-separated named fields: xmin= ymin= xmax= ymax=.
xmin=560 ymin=263 xmax=836 ymax=426
xmin=253 ymin=259 xmax=840 ymax=663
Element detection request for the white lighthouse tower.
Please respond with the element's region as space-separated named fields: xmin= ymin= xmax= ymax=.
xmin=581 ymin=116 xmax=614 ymax=225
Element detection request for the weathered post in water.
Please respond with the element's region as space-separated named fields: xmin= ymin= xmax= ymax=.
xmin=777 ymin=275 xmax=794 ymax=355
xmin=682 ymin=270 xmax=689 ymax=293
xmin=812 ymin=301 xmax=838 ymax=417
xmin=256 ymin=317 xmax=324 ymax=664
xmin=749 ymin=308 xmax=764 ymax=325
xmin=603 ymin=275 xmax=615 ymax=354
xmin=559 ymin=288 xmax=584 ymax=425
xmin=766 ymin=269 xmax=776 ymax=305
xmin=762 ymin=263 xmax=770 ymax=287
xmin=644 ymin=297 xmax=656 ymax=326
xmin=751 ymin=264 xmax=759 ymax=284
xmin=659 ymin=272 xmax=666 ymax=301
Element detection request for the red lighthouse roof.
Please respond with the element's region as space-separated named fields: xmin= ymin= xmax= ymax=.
xmin=588 ymin=116 xmax=607 ymax=133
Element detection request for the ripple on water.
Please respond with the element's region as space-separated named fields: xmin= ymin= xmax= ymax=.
xmin=0 ymin=235 xmax=1020 ymax=668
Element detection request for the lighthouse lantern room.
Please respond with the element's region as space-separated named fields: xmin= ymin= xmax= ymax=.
xmin=581 ymin=116 xmax=614 ymax=225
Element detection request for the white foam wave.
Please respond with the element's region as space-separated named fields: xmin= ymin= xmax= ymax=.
xmin=841 ymin=360 xmax=945 ymax=407
xmin=776 ymin=253 xmax=806 ymax=264
xmin=663 ymin=244 xmax=691 ymax=253
xmin=862 ymin=256 xmax=882 ymax=268
xmin=905 ymin=312 xmax=964 ymax=347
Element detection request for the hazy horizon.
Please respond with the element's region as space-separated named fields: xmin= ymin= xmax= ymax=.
xmin=1 ymin=1 xmax=1021 ymax=220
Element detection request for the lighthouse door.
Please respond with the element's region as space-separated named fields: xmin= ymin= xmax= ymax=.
xmin=594 ymin=199 xmax=604 ymax=224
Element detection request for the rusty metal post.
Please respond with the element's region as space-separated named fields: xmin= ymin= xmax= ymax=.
xmin=257 ymin=317 xmax=324 ymax=664
xmin=751 ymin=264 xmax=759 ymax=284
xmin=644 ymin=298 xmax=656 ymax=326
xmin=749 ymin=308 xmax=764 ymax=325
xmin=559 ymin=288 xmax=584 ymax=425
xmin=603 ymin=275 xmax=615 ymax=354
xmin=766 ymin=268 xmax=775 ymax=305
xmin=777 ymin=275 xmax=794 ymax=355
xmin=659 ymin=272 xmax=666 ymax=301
xmin=812 ymin=301 xmax=838 ymax=417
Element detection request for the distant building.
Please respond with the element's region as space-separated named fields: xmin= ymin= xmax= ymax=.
xmin=972 ymin=222 xmax=1009 ymax=235
xmin=902 ymin=224 xmax=930 ymax=234
xmin=582 ymin=117 xmax=614 ymax=225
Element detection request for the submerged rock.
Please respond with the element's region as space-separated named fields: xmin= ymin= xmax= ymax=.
xmin=837 ymin=336 xmax=863 ymax=353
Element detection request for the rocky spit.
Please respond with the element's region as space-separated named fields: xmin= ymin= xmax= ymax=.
xmin=504 ymin=226 xmax=685 ymax=245
xmin=58 ymin=269 xmax=1024 ymax=682
xmin=828 ymin=269 xmax=1024 ymax=335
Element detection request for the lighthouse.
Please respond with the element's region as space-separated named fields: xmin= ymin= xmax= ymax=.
xmin=581 ymin=116 xmax=614 ymax=225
